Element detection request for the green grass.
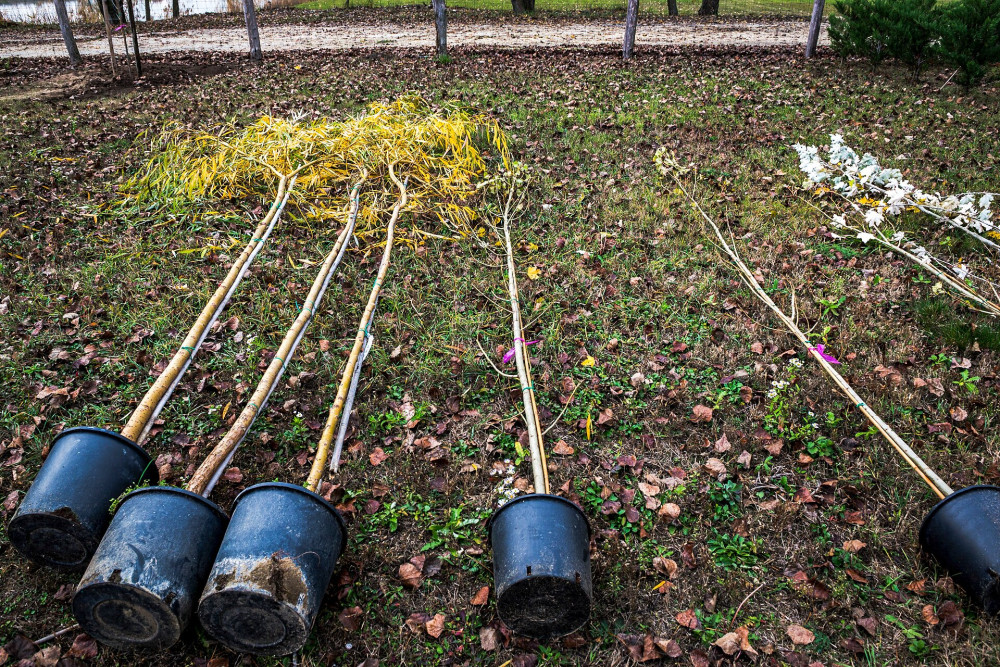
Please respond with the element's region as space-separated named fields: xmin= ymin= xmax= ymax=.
xmin=915 ymin=298 xmax=1000 ymax=352
xmin=1 ymin=34 xmax=999 ymax=667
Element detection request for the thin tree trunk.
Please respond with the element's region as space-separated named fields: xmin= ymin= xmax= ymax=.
xmin=144 ymin=0 xmax=150 ymax=20
xmin=172 ymin=0 xmax=179 ymax=18
xmin=805 ymin=0 xmax=824 ymax=58
xmin=667 ymin=0 xmax=677 ymax=15
xmin=126 ymin=0 xmax=142 ymax=75
xmin=511 ymin=0 xmax=525 ymax=14
xmin=242 ymin=0 xmax=262 ymax=61
xmin=53 ymin=0 xmax=82 ymax=66
xmin=697 ymin=0 xmax=718 ymax=15
xmin=119 ymin=20 xmax=135 ymax=77
xmin=623 ymin=0 xmax=639 ymax=60
xmin=100 ymin=0 xmax=118 ymax=77
xmin=432 ymin=0 xmax=447 ymax=56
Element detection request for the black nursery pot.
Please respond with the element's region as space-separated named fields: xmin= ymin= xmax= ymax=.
xmin=488 ymin=493 xmax=592 ymax=639
xmin=920 ymin=485 xmax=1000 ymax=614
xmin=8 ymin=427 xmax=158 ymax=569
xmin=73 ymin=487 xmax=228 ymax=650
xmin=197 ymin=482 xmax=348 ymax=656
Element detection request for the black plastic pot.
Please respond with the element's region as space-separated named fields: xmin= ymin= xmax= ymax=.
xmin=487 ymin=493 xmax=592 ymax=639
xmin=8 ymin=427 xmax=158 ymax=569
xmin=72 ymin=486 xmax=228 ymax=649
xmin=920 ymin=485 xmax=1000 ymax=614
xmin=197 ymin=482 xmax=347 ymax=656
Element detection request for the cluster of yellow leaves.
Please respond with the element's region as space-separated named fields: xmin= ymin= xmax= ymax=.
xmin=123 ymin=94 xmax=511 ymax=244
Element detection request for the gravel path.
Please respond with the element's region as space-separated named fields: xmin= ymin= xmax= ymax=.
xmin=0 ymin=18 xmax=826 ymax=59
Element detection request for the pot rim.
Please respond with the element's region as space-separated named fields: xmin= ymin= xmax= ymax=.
xmin=919 ymin=484 xmax=1000 ymax=547
xmin=117 ymin=484 xmax=229 ymax=522
xmin=232 ymin=481 xmax=347 ymax=538
xmin=54 ymin=426 xmax=155 ymax=469
xmin=487 ymin=492 xmax=591 ymax=543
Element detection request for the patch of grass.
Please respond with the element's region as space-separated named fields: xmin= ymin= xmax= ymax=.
xmin=915 ymin=297 xmax=1000 ymax=351
xmin=707 ymin=531 xmax=761 ymax=570
xmin=2 ymin=37 xmax=999 ymax=667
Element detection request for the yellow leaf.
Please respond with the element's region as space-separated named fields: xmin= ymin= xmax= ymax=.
xmin=222 ymin=401 xmax=231 ymax=420
xmin=586 ymin=412 xmax=592 ymax=441
xmin=581 ymin=355 xmax=596 ymax=367
xmin=526 ymin=266 xmax=541 ymax=281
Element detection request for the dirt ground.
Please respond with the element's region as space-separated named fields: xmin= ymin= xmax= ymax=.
xmin=0 ymin=16 xmax=825 ymax=59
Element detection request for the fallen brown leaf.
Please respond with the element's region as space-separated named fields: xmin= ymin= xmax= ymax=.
xmin=425 ymin=613 xmax=446 ymax=638
xmin=786 ymin=624 xmax=815 ymax=645
xmin=470 ymin=586 xmax=490 ymax=605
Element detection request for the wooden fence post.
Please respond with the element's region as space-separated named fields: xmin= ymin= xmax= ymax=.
xmin=242 ymin=0 xmax=262 ymax=61
xmin=806 ymin=0 xmax=825 ymax=58
xmin=623 ymin=0 xmax=639 ymax=60
xmin=53 ymin=0 xmax=82 ymax=65
xmin=432 ymin=0 xmax=447 ymax=57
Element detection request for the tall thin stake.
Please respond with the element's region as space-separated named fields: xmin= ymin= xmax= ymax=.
xmin=664 ymin=162 xmax=952 ymax=499
xmin=125 ymin=0 xmax=142 ymax=77
xmin=501 ymin=182 xmax=548 ymax=493
xmin=100 ymin=0 xmax=118 ymax=78
xmin=330 ymin=333 xmax=373 ymax=473
xmin=307 ymin=166 xmax=408 ymax=492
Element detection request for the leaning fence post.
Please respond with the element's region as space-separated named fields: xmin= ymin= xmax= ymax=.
xmin=623 ymin=0 xmax=639 ymax=60
xmin=806 ymin=0 xmax=825 ymax=58
xmin=242 ymin=0 xmax=262 ymax=61
xmin=432 ymin=0 xmax=447 ymax=57
xmin=53 ymin=0 xmax=82 ymax=65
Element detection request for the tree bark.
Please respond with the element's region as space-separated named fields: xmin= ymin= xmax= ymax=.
xmin=53 ymin=0 xmax=82 ymax=65
xmin=172 ymin=0 xmax=179 ymax=18
xmin=697 ymin=0 xmax=718 ymax=15
xmin=432 ymin=0 xmax=447 ymax=56
xmin=144 ymin=0 xmax=150 ymax=19
xmin=623 ymin=0 xmax=639 ymax=60
xmin=511 ymin=0 xmax=525 ymax=14
xmin=125 ymin=0 xmax=141 ymax=75
xmin=805 ymin=0 xmax=824 ymax=58
xmin=667 ymin=0 xmax=677 ymax=15
xmin=242 ymin=0 xmax=262 ymax=61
